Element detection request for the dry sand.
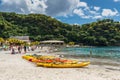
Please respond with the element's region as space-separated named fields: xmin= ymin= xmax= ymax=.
xmin=0 ymin=50 xmax=120 ymax=80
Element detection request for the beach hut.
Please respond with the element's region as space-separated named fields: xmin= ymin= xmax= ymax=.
xmin=40 ymin=40 xmax=65 ymax=52
xmin=41 ymin=40 xmax=64 ymax=44
xmin=10 ymin=36 xmax=30 ymax=42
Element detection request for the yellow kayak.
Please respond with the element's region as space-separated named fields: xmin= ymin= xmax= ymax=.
xmin=22 ymin=55 xmax=33 ymax=60
xmin=22 ymin=55 xmax=55 ymax=60
xmin=22 ymin=55 xmax=37 ymax=62
xmin=37 ymin=61 xmax=90 ymax=68
xmin=38 ymin=55 xmax=55 ymax=60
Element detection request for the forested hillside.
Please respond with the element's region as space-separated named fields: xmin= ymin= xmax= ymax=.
xmin=0 ymin=12 xmax=120 ymax=46
xmin=79 ymin=19 xmax=120 ymax=46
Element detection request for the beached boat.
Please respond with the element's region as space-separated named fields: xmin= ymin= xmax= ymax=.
xmin=22 ymin=55 xmax=39 ymax=62
xmin=22 ymin=55 xmax=33 ymax=60
xmin=37 ymin=61 xmax=90 ymax=68
xmin=22 ymin=55 xmax=78 ymax=63
xmin=22 ymin=55 xmax=90 ymax=68
xmin=22 ymin=55 xmax=55 ymax=62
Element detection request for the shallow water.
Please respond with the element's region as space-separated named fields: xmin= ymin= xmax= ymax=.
xmin=61 ymin=46 xmax=120 ymax=62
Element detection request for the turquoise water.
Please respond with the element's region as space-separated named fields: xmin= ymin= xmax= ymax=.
xmin=61 ymin=46 xmax=120 ymax=61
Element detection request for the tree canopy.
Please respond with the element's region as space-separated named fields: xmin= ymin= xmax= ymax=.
xmin=0 ymin=12 xmax=120 ymax=46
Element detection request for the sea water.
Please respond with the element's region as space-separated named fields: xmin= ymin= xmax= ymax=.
xmin=61 ymin=46 xmax=120 ymax=62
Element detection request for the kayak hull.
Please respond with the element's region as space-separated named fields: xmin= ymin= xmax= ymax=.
xmin=37 ymin=61 xmax=90 ymax=68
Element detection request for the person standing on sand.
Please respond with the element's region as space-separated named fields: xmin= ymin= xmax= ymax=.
xmin=11 ymin=46 xmax=15 ymax=54
xmin=18 ymin=46 xmax=21 ymax=53
xmin=23 ymin=45 xmax=27 ymax=53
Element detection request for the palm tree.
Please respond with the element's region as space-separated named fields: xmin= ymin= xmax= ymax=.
xmin=6 ymin=38 xmax=24 ymax=45
xmin=0 ymin=37 xmax=4 ymax=46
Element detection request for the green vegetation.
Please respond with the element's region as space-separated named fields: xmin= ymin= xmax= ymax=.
xmin=79 ymin=19 xmax=120 ymax=46
xmin=0 ymin=12 xmax=120 ymax=46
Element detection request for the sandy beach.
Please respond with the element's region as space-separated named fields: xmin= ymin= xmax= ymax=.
xmin=0 ymin=49 xmax=120 ymax=80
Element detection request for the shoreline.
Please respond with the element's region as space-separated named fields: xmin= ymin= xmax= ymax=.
xmin=54 ymin=52 xmax=120 ymax=63
xmin=1 ymin=49 xmax=120 ymax=66
xmin=0 ymin=49 xmax=120 ymax=80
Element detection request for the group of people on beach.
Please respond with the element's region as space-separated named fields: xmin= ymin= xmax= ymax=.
xmin=11 ymin=45 xmax=38 ymax=54
xmin=11 ymin=45 xmax=27 ymax=54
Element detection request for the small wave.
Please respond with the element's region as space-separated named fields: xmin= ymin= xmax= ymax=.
xmin=57 ymin=53 xmax=120 ymax=62
xmin=105 ymin=50 xmax=120 ymax=53
xmin=61 ymin=54 xmax=111 ymax=58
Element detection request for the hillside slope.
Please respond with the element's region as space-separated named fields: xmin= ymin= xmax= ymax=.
xmin=0 ymin=12 xmax=120 ymax=46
